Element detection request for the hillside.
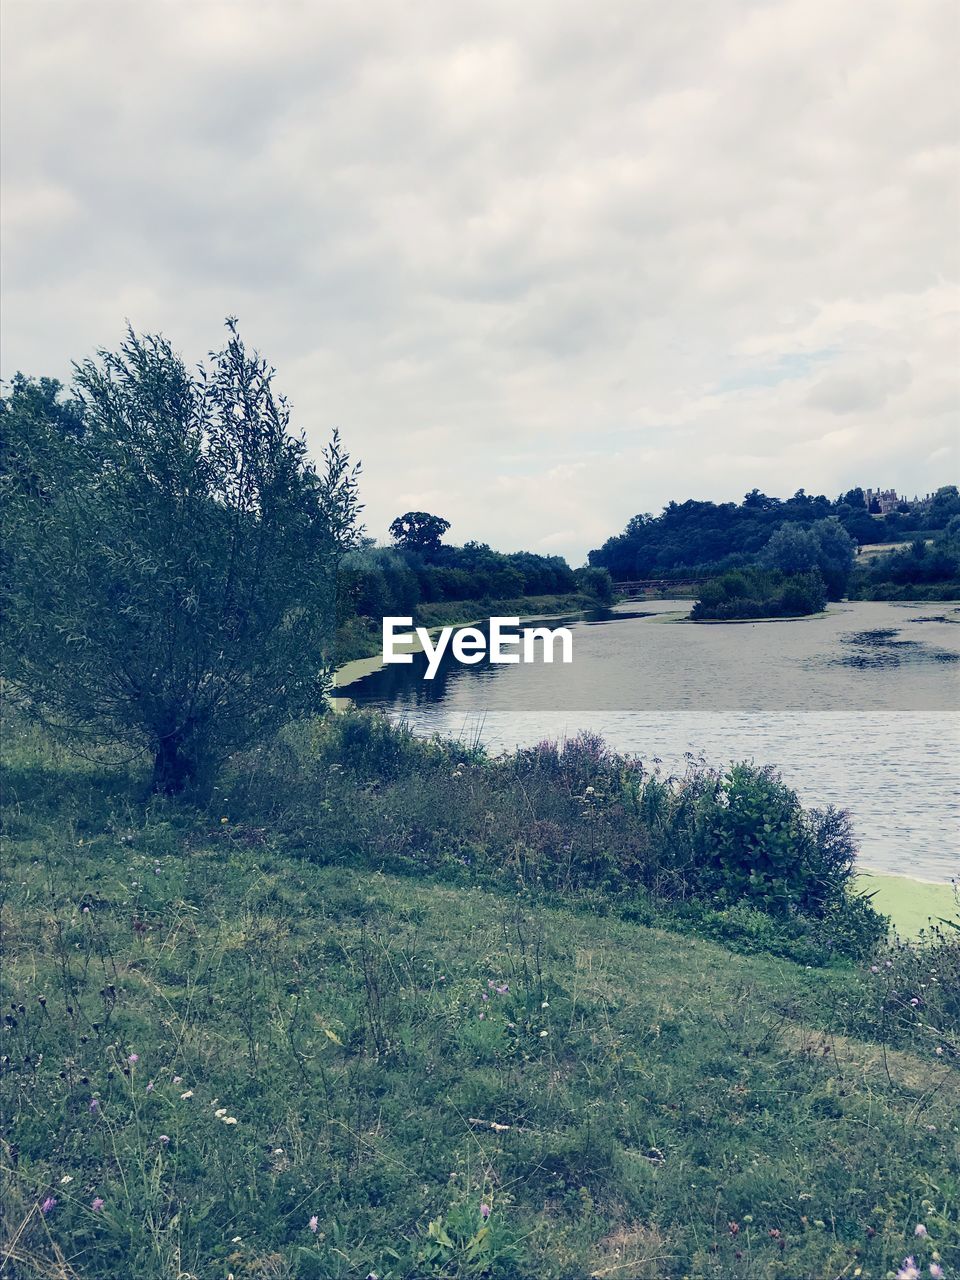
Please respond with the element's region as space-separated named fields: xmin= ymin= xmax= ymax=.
xmin=2 ymin=723 xmax=958 ymax=1279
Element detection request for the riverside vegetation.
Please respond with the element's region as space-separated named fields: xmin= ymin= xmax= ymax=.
xmin=2 ymin=322 xmax=958 ymax=1277
xmin=2 ymin=710 xmax=959 ymax=1279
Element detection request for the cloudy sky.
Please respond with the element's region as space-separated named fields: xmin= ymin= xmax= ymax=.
xmin=2 ymin=1 xmax=957 ymax=563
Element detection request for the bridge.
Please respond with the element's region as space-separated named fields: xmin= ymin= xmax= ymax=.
xmin=615 ymin=577 xmax=713 ymax=599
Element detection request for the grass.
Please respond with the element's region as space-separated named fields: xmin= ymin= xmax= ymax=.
xmin=1 ymin=723 xmax=958 ymax=1279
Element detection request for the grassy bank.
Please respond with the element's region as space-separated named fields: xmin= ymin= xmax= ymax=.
xmin=2 ymin=718 xmax=958 ymax=1279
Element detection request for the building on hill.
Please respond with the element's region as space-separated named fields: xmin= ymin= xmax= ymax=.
xmin=864 ymin=487 xmax=901 ymax=514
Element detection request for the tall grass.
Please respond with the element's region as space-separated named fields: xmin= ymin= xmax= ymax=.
xmin=2 ymin=713 xmax=957 ymax=1278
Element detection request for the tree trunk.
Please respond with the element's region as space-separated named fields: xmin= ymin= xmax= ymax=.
xmin=151 ymin=735 xmax=194 ymax=795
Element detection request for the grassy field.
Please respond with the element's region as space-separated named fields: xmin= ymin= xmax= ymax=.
xmin=1 ymin=724 xmax=958 ymax=1279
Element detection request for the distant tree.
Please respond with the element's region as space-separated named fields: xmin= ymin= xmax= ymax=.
xmin=742 ymin=489 xmax=781 ymax=511
xmin=840 ymin=487 xmax=866 ymax=508
xmin=762 ymin=524 xmax=818 ymax=575
xmin=575 ymin=565 xmax=615 ymax=604
xmin=810 ymin=518 xmax=856 ymax=598
xmin=2 ymin=321 xmax=362 ymax=795
xmin=928 ymin=485 xmax=960 ymax=527
xmin=388 ymin=510 xmax=450 ymax=555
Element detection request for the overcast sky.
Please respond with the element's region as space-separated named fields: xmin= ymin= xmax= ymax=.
xmin=2 ymin=1 xmax=957 ymax=563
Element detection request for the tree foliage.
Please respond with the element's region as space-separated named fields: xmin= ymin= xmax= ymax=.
xmin=2 ymin=321 xmax=362 ymax=793
xmin=588 ymin=487 xmax=953 ymax=582
xmin=388 ymin=510 xmax=450 ymax=555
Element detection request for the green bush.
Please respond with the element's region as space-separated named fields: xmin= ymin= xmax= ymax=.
xmin=230 ymin=714 xmax=886 ymax=962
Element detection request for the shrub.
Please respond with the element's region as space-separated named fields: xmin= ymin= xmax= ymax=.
xmin=228 ymin=715 xmax=886 ymax=961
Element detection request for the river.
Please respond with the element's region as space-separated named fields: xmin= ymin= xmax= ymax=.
xmin=337 ymin=600 xmax=960 ymax=883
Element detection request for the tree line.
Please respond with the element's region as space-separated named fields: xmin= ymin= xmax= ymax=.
xmin=588 ymin=485 xmax=960 ymax=582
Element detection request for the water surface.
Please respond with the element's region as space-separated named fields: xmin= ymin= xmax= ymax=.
xmin=339 ymin=601 xmax=960 ymax=882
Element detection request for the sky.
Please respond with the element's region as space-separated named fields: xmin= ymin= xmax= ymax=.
xmin=2 ymin=1 xmax=958 ymax=564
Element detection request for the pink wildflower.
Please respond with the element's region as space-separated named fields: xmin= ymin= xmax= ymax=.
xmin=92 ymin=1197 xmax=105 ymax=1212
xmin=309 ymin=1215 xmax=319 ymax=1232
xmin=41 ymin=1197 xmax=56 ymax=1215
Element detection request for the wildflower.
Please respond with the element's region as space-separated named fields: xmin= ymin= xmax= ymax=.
xmin=870 ymin=965 xmax=880 ymax=973
xmin=215 ymin=1108 xmax=228 ymax=1118
xmin=910 ymin=998 xmax=920 ymax=1007
xmin=172 ymin=1075 xmax=182 ymax=1084
xmin=480 ymin=1203 xmax=491 ymax=1219
xmin=41 ymin=1197 xmax=56 ymax=1215
xmin=496 ymin=984 xmax=509 ymax=995
xmin=585 ymin=786 xmax=595 ymax=794
xmin=231 ymin=1236 xmax=242 ymax=1243
xmin=897 ymin=1259 xmax=921 ymax=1280
xmin=59 ymin=1175 xmax=73 ymax=1185
xmin=223 ymin=1116 xmax=238 ymax=1125
xmin=158 ymin=1135 xmax=170 ymax=1145
xmin=127 ymin=1053 xmax=139 ymax=1064
xmin=309 ymin=1215 xmax=319 ymax=1232
xmin=540 ymin=1030 xmax=549 ymax=1037
xmin=89 ymin=1098 xmax=100 ymax=1112
xmin=481 ymin=993 xmax=489 ymax=1002
xmin=91 ymin=1197 xmax=105 ymax=1212
xmin=180 ymin=1090 xmax=194 ymax=1099
xmin=541 ymin=1000 xmax=549 ymax=1009
xmin=915 ymin=1224 xmax=928 ymax=1238
xmin=221 ymin=817 xmax=229 ymax=823
xmin=146 ymin=1081 xmax=154 ymax=1093
xmin=930 ymin=1265 xmax=944 ymax=1279
xmin=935 ymin=1046 xmax=944 ymax=1056
xmin=82 ymin=906 xmax=90 ymax=914
xmin=479 ymin=1012 xmax=485 ymax=1020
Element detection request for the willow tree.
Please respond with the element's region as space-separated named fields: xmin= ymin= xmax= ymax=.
xmin=2 ymin=320 xmax=362 ymax=794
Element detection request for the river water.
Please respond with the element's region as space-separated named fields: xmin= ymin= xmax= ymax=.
xmin=338 ymin=600 xmax=960 ymax=882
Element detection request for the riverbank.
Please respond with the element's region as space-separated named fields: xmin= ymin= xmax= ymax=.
xmin=2 ymin=714 xmax=957 ymax=1278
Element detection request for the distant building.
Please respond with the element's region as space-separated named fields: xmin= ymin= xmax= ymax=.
xmin=864 ymin=487 xmax=902 ymax=514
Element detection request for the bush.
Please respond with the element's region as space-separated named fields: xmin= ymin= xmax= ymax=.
xmin=574 ymin=565 xmax=615 ymax=604
xmin=691 ymin=566 xmax=826 ymax=619
xmin=229 ymin=714 xmax=886 ymax=961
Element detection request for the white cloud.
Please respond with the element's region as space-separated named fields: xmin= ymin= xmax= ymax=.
xmin=1 ymin=0 xmax=956 ymax=562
